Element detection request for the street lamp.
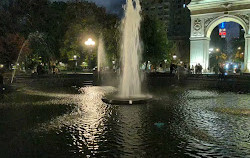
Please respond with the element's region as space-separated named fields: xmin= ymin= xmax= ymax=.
xmin=85 ymin=38 xmax=95 ymax=46
xmin=173 ymin=54 xmax=177 ymax=60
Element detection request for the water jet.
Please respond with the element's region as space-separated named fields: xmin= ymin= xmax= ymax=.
xmin=102 ymin=0 xmax=151 ymax=105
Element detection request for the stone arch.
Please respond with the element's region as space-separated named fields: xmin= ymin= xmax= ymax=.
xmin=188 ymin=0 xmax=250 ymax=72
xmin=206 ymin=15 xmax=248 ymax=38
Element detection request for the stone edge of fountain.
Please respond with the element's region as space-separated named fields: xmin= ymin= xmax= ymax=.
xmin=102 ymin=95 xmax=153 ymax=105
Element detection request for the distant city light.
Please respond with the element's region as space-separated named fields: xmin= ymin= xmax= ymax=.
xmin=219 ymin=22 xmax=226 ymax=38
xmin=209 ymin=48 xmax=214 ymax=51
xmin=73 ymin=55 xmax=77 ymax=60
xmin=220 ymin=22 xmax=225 ymax=29
xmin=238 ymin=47 xmax=241 ymax=50
xmin=216 ymin=48 xmax=220 ymax=52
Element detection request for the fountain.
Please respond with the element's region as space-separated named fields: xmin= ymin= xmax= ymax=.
xmin=11 ymin=39 xmax=29 ymax=83
xmin=97 ymin=36 xmax=107 ymax=73
xmin=102 ymin=0 xmax=152 ymax=105
xmin=11 ymin=32 xmax=45 ymax=84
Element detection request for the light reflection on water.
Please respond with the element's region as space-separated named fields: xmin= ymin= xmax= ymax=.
xmin=0 ymin=86 xmax=249 ymax=157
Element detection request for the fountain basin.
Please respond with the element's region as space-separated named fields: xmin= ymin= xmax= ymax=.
xmin=102 ymin=95 xmax=153 ymax=105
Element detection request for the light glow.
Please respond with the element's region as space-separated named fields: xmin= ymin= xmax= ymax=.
xmin=85 ymin=38 xmax=95 ymax=46
xmin=173 ymin=54 xmax=177 ymax=60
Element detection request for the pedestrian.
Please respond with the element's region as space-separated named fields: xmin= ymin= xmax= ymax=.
xmin=52 ymin=64 xmax=56 ymax=74
xmin=195 ymin=64 xmax=198 ymax=74
xmin=0 ymin=72 xmax=3 ymax=94
xmin=197 ymin=63 xmax=202 ymax=74
xmin=219 ymin=65 xmax=225 ymax=80
xmin=170 ymin=63 xmax=174 ymax=74
xmin=214 ymin=64 xmax=219 ymax=74
xmin=191 ymin=65 xmax=194 ymax=74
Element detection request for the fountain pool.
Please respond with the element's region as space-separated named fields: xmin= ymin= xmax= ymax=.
xmin=0 ymin=82 xmax=249 ymax=157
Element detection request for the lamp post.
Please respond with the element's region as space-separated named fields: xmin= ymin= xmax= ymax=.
xmin=164 ymin=59 xmax=167 ymax=71
xmin=84 ymin=38 xmax=95 ymax=70
xmin=112 ymin=60 xmax=116 ymax=72
xmin=73 ymin=55 xmax=77 ymax=73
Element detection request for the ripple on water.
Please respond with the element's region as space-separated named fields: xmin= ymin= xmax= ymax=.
xmin=19 ymin=87 xmax=249 ymax=157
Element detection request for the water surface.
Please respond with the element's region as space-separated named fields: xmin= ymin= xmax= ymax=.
xmin=0 ymin=85 xmax=249 ymax=157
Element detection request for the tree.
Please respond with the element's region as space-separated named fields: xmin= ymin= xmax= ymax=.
xmin=0 ymin=0 xmax=120 ymax=71
xmin=0 ymin=33 xmax=31 ymax=67
xmin=141 ymin=15 xmax=174 ymax=68
xmin=60 ymin=2 xmax=119 ymax=68
xmin=209 ymin=51 xmax=228 ymax=68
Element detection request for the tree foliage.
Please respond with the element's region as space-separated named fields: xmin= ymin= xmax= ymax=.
xmin=0 ymin=33 xmax=31 ymax=66
xmin=0 ymin=0 xmax=120 ymax=70
xmin=141 ymin=15 xmax=174 ymax=67
xmin=209 ymin=51 xmax=228 ymax=68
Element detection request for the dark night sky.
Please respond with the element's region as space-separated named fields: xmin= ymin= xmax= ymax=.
xmin=52 ymin=0 xmax=126 ymax=16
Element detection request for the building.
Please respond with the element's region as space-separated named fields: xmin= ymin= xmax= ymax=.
xmin=140 ymin=0 xmax=191 ymax=63
xmin=140 ymin=0 xmax=171 ymax=31
xmin=188 ymin=0 xmax=250 ymax=72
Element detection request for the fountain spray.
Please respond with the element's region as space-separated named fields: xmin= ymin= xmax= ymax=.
xmin=120 ymin=0 xmax=142 ymax=98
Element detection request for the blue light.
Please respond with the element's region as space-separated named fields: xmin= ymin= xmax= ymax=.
xmin=220 ymin=22 xmax=225 ymax=29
